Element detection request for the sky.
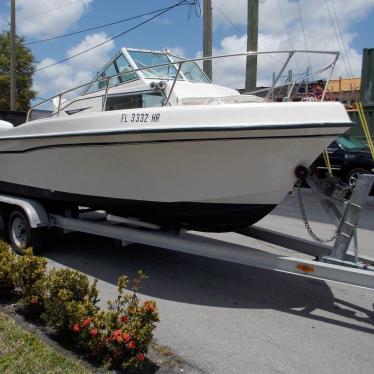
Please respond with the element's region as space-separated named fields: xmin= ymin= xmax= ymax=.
xmin=0 ymin=0 xmax=373 ymax=101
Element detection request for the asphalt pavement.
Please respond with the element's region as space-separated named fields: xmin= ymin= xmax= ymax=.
xmin=45 ymin=188 xmax=374 ymax=374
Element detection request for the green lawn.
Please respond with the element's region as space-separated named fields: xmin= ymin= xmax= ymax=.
xmin=0 ymin=312 xmax=91 ymax=374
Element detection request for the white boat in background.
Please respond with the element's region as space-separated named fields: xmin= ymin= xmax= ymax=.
xmin=0 ymin=49 xmax=351 ymax=231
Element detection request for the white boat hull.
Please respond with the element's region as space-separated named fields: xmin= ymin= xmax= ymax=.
xmin=0 ymin=102 xmax=352 ymax=231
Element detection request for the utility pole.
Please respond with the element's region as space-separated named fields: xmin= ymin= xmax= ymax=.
xmin=10 ymin=0 xmax=16 ymax=111
xmin=203 ymin=0 xmax=212 ymax=81
xmin=245 ymin=0 xmax=259 ymax=92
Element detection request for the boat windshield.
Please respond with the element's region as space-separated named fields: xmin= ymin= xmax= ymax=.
xmin=169 ymin=55 xmax=210 ymax=83
xmin=128 ymin=50 xmax=181 ymax=80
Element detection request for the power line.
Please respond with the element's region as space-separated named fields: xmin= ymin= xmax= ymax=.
xmin=296 ymin=0 xmax=311 ymax=70
xmin=18 ymin=0 xmax=86 ymax=22
xmin=35 ymin=0 xmax=192 ymax=73
xmin=26 ymin=6 xmax=175 ymax=45
xmin=212 ymin=1 xmax=284 ymax=65
xmin=276 ymin=0 xmax=300 ymax=72
xmin=324 ymin=0 xmax=350 ymax=78
xmin=213 ymin=1 xmax=244 ymax=37
xmin=330 ymin=0 xmax=354 ymax=78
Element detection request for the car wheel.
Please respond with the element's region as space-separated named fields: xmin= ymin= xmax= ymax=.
xmin=347 ymin=168 xmax=370 ymax=188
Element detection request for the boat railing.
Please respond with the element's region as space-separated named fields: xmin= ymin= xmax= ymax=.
xmin=27 ymin=50 xmax=340 ymax=121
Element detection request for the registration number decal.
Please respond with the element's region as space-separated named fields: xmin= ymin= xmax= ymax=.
xmin=121 ymin=113 xmax=160 ymax=124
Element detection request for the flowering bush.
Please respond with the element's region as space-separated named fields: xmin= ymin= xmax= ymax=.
xmin=0 ymin=240 xmax=16 ymax=298
xmin=71 ymin=271 xmax=159 ymax=370
xmin=42 ymin=268 xmax=99 ymax=335
xmin=0 ymin=242 xmax=159 ymax=371
xmin=14 ymin=248 xmax=47 ymax=316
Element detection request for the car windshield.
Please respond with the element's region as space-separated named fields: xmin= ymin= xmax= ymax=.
xmin=128 ymin=50 xmax=181 ymax=80
xmin=337 ymin=136 xmax=367 ymax=150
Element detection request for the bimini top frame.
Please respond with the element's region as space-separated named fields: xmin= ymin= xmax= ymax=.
xmin=27 ymin=49 xmax=340 ymax=121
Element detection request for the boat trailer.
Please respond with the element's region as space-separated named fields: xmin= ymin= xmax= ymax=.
xmin=0 ymin=172 xmax=373 ymax=291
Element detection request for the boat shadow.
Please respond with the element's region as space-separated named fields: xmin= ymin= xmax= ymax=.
xmin=45 ymin=232 xmax=374 ymax=335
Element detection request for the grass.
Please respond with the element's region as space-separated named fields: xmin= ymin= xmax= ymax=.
xmin=0 ymin=312 xmax=91 ymax=374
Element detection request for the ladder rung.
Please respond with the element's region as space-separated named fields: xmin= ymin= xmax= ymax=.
xmin=338 ymin=232 xmax=351 ymax=239
xmin=342 ymin=221 xmax=356 ymax=228
xmin=346 ymin=202 xmax=362 ymax=209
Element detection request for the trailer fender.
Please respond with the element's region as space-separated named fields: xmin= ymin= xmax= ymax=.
xmin=0 ymin=195 xmax=49 ymax=228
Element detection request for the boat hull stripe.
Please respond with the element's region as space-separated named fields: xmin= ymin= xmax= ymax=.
xmin=0 ymin=121 xmax=352 ymax=142
xmin=0 ymin=133 xmax=344 ymax=154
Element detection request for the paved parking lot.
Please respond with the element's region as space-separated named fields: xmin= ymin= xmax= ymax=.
xmin=45 ymin=188 xmax=374 ymax=374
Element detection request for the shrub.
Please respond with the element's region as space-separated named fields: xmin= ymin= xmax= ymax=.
xmin=0 ymin=243 xmax=159 ymax=371
xmin=43 ymin=268 xmax=99 ymax=335
xmin=72 ymin=271 xmax=159 ymax=370
xmin=14 ymin=248 xmax=47 ymax=316
xmin=0 ymin=241 xmax=16 ymax=298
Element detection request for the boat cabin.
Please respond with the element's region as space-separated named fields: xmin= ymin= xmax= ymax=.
xmin=51 ymin=47 xmax=263 ymax=118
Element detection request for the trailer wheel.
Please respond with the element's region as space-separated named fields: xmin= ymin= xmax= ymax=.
xmin=8 ymin=209 xmax=44 ymax=255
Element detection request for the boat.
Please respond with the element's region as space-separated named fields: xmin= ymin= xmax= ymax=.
xmin=0 ymin=48 xmax=352 ymax=232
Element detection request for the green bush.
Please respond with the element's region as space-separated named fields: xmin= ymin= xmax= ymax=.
xmin=0 ymin=241 xmax=16 ymax=298
xmin=14 ymin=248 xmax=47 ymax=316
xmin=72 ymin=271 xmax=159 ymax=370
xmin=42 ymin=268 xmax=99 ymax=335
xmin=0 ymin=243 xmax=159 ymax=371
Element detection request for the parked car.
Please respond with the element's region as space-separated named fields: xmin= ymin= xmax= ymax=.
xmin=312 ymin=135 xmax=374 ymax=193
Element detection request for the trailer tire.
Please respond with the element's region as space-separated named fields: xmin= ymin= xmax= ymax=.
xmin=8 ymin=209 xmax=45 ymax=255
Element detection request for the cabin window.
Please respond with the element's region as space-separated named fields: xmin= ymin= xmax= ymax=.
xmin=115 ymin=54 xmax=137 ymax=83
xmin=104 ymin=63 xmax=118 ymax=87
xmin=105 ymin=91 xmax=164 ymax=111
xmin=83 ymin=54 xmax=138 ymax=95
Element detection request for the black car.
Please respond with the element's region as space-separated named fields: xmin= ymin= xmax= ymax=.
xmin=312 ymin=135 xmax=374 ymax=190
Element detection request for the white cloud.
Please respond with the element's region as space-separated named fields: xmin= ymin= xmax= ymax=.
xmin=34 ymin=32 xmax=115 ymax=99
xmin=208 ymin=0 xmax=374 ymax=88
xmin=165 ymin=46 xmax=186 ymax=58
xmin=16 ymin=0 xmax=93 ymax=37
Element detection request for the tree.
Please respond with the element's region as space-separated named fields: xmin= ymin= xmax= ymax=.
xmin=0 ymin=31 xmax=36 ymax=111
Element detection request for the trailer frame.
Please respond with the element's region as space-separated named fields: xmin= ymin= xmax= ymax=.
xmin=0 ymin=174 xmax=373 ymax=290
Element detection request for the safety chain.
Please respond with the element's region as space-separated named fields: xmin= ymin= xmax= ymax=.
xmin=296 ymin=181 xmax=338 ymax=243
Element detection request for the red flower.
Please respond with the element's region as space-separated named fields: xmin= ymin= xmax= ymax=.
xmin=123 ymin=333 xmax=131 ymax=343
xmin=144 ymin=301 xmax=156 ymax=313
xmin=90 ymin=328 xmax=98 ymax=337
xmin=127 ymin=340 xmax=136 ymax=350
xmin=119 ymin=315 xmax=129 ymax=323
xmin=112 ymin=329 xmax=123 ymax=343
xmin=82 ymin=318 xmax=91 ymax=328
xmin=73 ymin=323 xmax=80 ymax=333
xmin=30 ymin=296 xmax=38 ymax=304
xmin=137 ymin=353 xmax=145 ymax=361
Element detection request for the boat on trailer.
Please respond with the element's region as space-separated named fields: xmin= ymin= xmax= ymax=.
xmin=0 ymin=49 xmax=352 ymax=232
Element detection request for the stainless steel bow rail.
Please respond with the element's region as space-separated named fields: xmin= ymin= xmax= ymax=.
xmin=0 ymin=173 xmax=373 ymax=291
xmin=27 ymin=49 xmax=340 ymax=121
